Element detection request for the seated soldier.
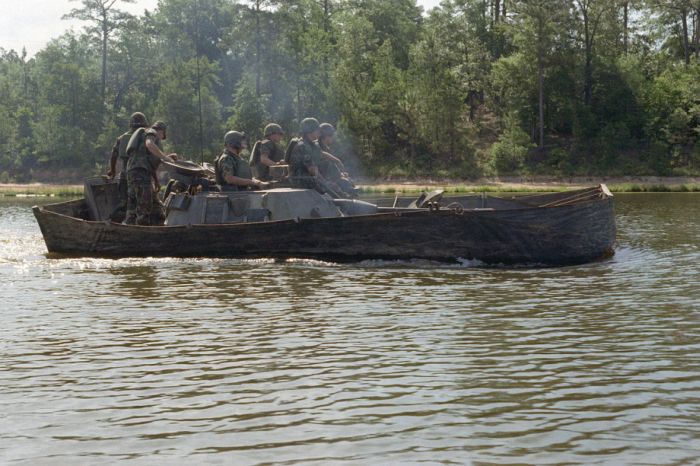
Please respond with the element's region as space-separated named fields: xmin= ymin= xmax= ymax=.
xmin=317 ymin=123 xmax=357 ymax=197
xmin=215 ymin=131 xmax=268 ymax=191
xmin=250 ymin=123 xmax=285 ymax=181
xmin=287 ymin=117 xmax=323 ymax=191
xmin=288 ymin=118 xmax=348 ymax=197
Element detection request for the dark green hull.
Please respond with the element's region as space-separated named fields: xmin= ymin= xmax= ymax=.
xmin=33 ymin=186 xmax=615 ymax=265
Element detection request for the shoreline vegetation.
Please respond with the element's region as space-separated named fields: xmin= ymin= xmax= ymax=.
xmin=2 ymin=177 xmax=699 ymax=197
xmin=1 ymin=2 xmax=699 ymax=185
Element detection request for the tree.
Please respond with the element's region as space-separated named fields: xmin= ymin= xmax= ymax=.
xmin=647 ymin=0 xmax=700 ymax=65
xmin=508 ymin=0 xmax=570 ymax=149
xmin=63 ymin=0 xmax=135 ymax=107
xmin=572 ymin=0 xmax=615 ymax=105
xmin=227 ymin=79 xmax=268 ymax=141
xmin=154 ymin=58 xmax=223 ymax=162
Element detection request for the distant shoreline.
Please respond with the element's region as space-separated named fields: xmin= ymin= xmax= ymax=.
xmin=1 ymin=176 xmax=699 ymax=196
xmin=359 ymin=176 xmax=700 ymax=193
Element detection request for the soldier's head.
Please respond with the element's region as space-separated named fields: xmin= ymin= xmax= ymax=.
xmin=152 ymin=121 xmax=167 ymax=140
xmin=300 ymin=117 xmax=320 ymax=141
xmin=224 ymin=131 xmax=247 ymax=153
xmin=264 ymin=123 xmax=284 ymax=143
xmin=129 ymin=112 xmax=148 ymax=129
xmin=319 ymin=123 xmax=336 ymax=144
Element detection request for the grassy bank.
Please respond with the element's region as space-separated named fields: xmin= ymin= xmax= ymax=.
xmin=0 ymin=184 xmax=83 ymax=197
xmin=358 ymin=177 xmax=700 ymax=195
xmin=1 ymin=177 xmax=699 ymax=197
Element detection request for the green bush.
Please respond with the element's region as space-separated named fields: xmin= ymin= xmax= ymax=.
xmin=490 ymin=122 xmax=534 ymax=175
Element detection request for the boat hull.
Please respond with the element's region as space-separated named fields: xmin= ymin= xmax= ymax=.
xmin=33 ymin=192 xmax=615 ymax=265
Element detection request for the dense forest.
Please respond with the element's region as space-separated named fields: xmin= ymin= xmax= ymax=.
xmin=0 ymin=0 xmax=699 ymax=182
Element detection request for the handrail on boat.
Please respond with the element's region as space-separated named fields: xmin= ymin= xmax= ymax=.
xmin=539 ymin=185 xmax=609 ymax=208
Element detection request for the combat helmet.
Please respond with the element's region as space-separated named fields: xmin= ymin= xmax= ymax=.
xmin=152 ymin=121 xmax=168 ymax=139
xmin=224 ymin=131 xmax=247 ymax=149
xmin=129 ymin=112 xmax=148 ymax=129
xmin=300 ymin=117 xmax=320 ymax=134
xmin=319 ymin=123 xmax=336 ymax=138
xmin=264 ymin=123 xmax=284 ymax=137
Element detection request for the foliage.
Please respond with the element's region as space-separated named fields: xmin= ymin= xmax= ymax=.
xmin=0 ymin=0 xmax=698 ymax=182
xmin=490 ymin=115 xmax=535 ymax=175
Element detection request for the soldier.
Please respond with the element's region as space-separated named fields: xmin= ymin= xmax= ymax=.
xmin=124 ymin=121 xmax=177 ymax=225
xmin=107 ymin=112 xmax=148 ymax=222
xmin=317 ymin=123 xmax=357 ymax=198
xmin=288 ymin=117 xmax=344 ymax=196
xmin=250 ymin=123 xmax=285 ymax=181
xmin=215 ymin=131 xmax=268 ymax=191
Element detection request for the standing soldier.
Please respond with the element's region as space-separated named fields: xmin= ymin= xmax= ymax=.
xmin=124 ymin=121 xmax=177 ymax=225
xmin=215 ymin=131 xmax=268 ymax=191
xmin=249 ymin=123 xmax=285 ymax=181
xmin=107 ymin=112 xmax=148 ymax=222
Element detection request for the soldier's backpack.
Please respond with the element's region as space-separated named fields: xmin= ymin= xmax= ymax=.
xmin=284 ymin=137 xmax=300 ymax=164
xmin=248 ymin=140 xmax=261 ymax=167
xmin=126 ymin=127 xmax=146 ymax=156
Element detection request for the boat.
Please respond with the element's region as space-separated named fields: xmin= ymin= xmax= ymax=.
xmin=32 ymin=169 xmax=616 ymax=265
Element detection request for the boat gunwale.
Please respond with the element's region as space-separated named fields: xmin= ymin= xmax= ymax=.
xmin=33 ymin=185 xmax=612 ymax=229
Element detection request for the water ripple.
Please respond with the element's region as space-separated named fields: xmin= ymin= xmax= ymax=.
xmin=0 ymin=195 xmax=699 ymax=464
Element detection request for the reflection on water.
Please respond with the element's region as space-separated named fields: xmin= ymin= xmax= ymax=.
xmin=0 ymin=194 xmax=699 ymax=464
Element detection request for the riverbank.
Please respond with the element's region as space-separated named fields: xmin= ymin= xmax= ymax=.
xmin=0 ymin=183 xmax=84 ymax=197
xmin=1 ymin=176 xmax=699 ymax=196
xmin=359 ymin=176 xmax=700 ymax=194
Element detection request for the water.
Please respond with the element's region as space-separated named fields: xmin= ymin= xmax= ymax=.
xmin=1 ymin=194 xmax=699 ymax=465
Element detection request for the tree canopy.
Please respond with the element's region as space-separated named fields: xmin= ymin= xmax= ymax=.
xmin=0 ymin=0 xmax=698 ymax=182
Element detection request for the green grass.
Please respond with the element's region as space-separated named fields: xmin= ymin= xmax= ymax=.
xmin=0 ymin=185 xmax=83 ymax=197
xmin=359 ymin=183 xmax=700 ymax=195
xmin=2 ymin=182 xmax=698 ymax=197
xmin=359 ymin=185 xmax=569 ymax=195
xmin=606 ymin=183 xmax=700 ymax=193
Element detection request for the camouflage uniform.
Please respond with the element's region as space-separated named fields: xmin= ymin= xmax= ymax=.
xmin=318 ymin=140 xmax=341 ymax=179
xmin=125 ymin=128 xmax=165 ymax=225
xmin=216 ymin=149 xmax=253 ymax=189
xmin=250 ymin=139 xmax=284 ymax=181
xmin=318 ymin=140 xmax=356 ymax=196
xmin=108 ymin=129 xmax=134 ymax=222
xmin=289 ymin=138 xmax=323 ymax=190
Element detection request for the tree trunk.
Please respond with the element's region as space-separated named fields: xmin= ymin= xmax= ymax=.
xmin=538 ymin=18 xmax=545 ymax=149
xmin=538 ymin=54 xmax=544 ymax=149
xmin=681 ymin=9 xmax=690 ymax=65
xmin=623 ymin=1 xmax=628 ymax=54
xmin=101 ymin=20 xmax=108 ymax=106
xmin=583 ymin=9 xmax=593 ymax=106
xmin=255 ymin=0 xmax=261 ymax=95
xmin=695 ymin=7 xmax=700 ymax=59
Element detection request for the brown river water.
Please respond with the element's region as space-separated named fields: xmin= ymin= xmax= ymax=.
xmin=0 ymin=193 xmax=699 ymax=465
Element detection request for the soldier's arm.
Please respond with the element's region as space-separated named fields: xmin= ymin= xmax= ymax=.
xmin=221 ymin=158 xmax=264 ymax=188
xmin=321 ymin=150 xmax=347 ymax=172
xmin=258 ymin=143 xmax=276 ymax=167
xmin=107 ymin=137 xmax=119 ymax=178
xmin=294 ymin=145 xmax=320 ymax=177
xmin=145 ymin=137 xmax=175 ymax=162
xmin=302 ymin=156 xmax=320 ymax=177
xmin=321 ymin=151 xmax=342 ymax=165
xmin=224 ymin=174 xmax=265 ymax=188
